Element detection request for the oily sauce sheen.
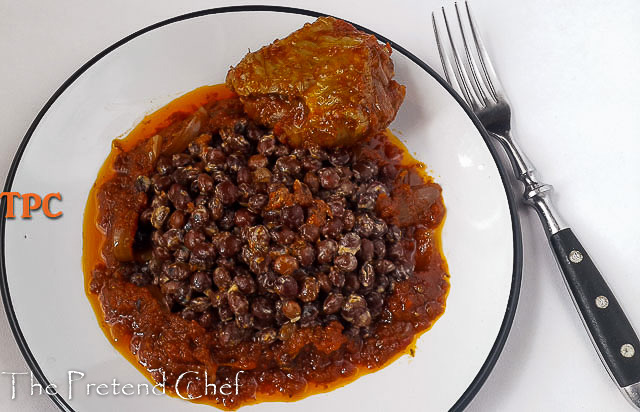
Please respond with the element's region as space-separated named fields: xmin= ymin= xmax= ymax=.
xmin=83 ymin=84 xmax=450 ymax=409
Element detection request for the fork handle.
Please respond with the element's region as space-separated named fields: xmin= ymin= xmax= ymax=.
xmin=549 ymin=228 xmax=640 ymax=405
xmin=494 ymin=132 xmax=640 ymax=406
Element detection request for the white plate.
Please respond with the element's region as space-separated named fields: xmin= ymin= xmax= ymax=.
xmin=0 ymin=6 xmax=521 ymax=412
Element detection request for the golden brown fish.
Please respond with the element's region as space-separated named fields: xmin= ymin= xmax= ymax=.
xmin=226 ymin=17 xmax=406 ymax=147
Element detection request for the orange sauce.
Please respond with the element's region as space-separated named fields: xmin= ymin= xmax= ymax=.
xmin=82 ymin=84 xmax=449 ymax=409
xmin=83 ymin=84 xmax=234 ymax=328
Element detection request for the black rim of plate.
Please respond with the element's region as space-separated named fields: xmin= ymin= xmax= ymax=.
xmin=0 ymin=5 xmax=522 ymax=412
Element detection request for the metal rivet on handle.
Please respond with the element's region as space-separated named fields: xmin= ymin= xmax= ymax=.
xmin=621 ymin=344 xmax=635 ymax=358
xmin=595 ymin=296 xmax=609 ymax=309
xmin=569 ymin=250 xmax=583 ymax=263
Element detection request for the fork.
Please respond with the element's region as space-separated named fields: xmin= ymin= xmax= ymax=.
xmin=432 ymin=2 xmax=640 ymax=408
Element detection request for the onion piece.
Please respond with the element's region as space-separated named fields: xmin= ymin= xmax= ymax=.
xmin=413 ymin=183 xmax=440 ymax=207
xmin=112 ymin=211 xmax=138 ymax=262
xmin=161 ymin=107 xmax=208 ymax=155
xmin=385 ymin=182 xmax=441 ymax=227
xmin=149 ymin=134 xmax=162 ymax=165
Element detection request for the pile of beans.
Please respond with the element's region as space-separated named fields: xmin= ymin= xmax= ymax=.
xmin=130 ymin=118 xmax=417 ymax=344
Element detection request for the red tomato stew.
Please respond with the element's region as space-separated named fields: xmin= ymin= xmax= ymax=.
xmin=83 ymin=83 xmax=449 ymax=409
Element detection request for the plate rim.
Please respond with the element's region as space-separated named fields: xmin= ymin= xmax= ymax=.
xmin=0 ymin=5 xmax=522 ymax=412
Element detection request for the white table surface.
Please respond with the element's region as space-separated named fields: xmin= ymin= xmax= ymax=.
xmin=1 ymin=0 xmax=639 ymax=410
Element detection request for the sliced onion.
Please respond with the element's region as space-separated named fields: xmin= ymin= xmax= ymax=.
xmin=391 ymin=183 xmax=441 ymax=227
xmin=112 ymin=213 xmax=137 ymax=262
xmin=161 ymin=107 xmax=207 ymax=155
xmin=148 ymin=134 xmax=162 ymax=165
xmin=412 ymin=183 xmax=440 ymax=208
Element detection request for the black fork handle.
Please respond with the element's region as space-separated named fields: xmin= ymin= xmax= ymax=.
xmin=545 ymin=227 xmax=640 ymax=409
xmin=549 ymin=228 xmax=640 ymax=391
xmin=495 ymin=133 xmax=640 ymax=407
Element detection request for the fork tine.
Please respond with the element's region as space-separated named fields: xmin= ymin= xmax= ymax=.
xmin=454 ymin=2 xmax=491 ymax=105
xmin=464 ymin=1 xmax=503 ymax=101
xmin=432 ymin=12 xmax=462 ymax=98
xmin=439 ymin=7 xmax=483 ymax=109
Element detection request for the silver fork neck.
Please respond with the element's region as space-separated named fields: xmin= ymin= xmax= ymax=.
xmin=491 ymin=130 xmax=567 ymax=236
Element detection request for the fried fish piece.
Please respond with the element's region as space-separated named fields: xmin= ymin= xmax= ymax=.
xmin=226 ymin=17 xmax=406 ymax=147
